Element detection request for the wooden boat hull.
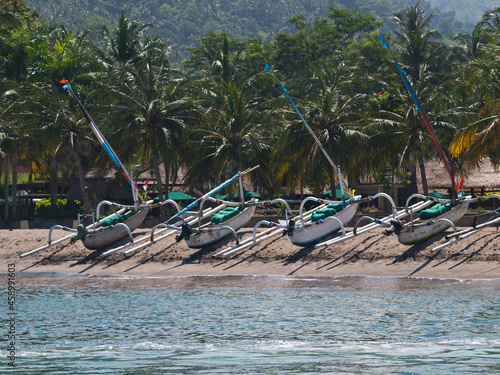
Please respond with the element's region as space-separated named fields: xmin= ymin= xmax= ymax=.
xmin=185 ymin=206 xmax=256 ymax=248
xmin=82 ymin=208 xmax=149 ymax=250
xmin=397 ymin=201 xmax=469 ymax=245
xmin=290 ymin=202 xmax=360 ymax=247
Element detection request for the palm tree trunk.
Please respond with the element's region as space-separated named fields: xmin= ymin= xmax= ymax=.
xmin=392 ymin=161 xmax=396 ymax=204
xmin=418 ymin=151 xmax=428 ymax=196
xmin=164 ymin=157 xmax=171 ymax=217
xmin=150 ymin=129 xmax=165 ymax=221
xmin=50 ymin=156 xmax=58 ymax=215
xmin=74 ymin=150 xmax=91 ymax=214
xmin=300 ymin=170 xmax=306 ymax=200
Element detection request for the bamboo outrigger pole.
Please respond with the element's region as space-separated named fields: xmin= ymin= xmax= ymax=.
xmin=378 ymin=34 xmax=457 ymax=201
xmin=59 ymin=79 xmax=140 ymax=207
xmin=166 ymin=165 xmax=260 ymax=224
xmin=265 ymin=64 xmax=349 ymax=201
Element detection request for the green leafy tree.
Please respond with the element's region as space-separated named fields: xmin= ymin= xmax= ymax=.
xmin=270 ymin=7 xmax=381 ymax=79
xmin=184 ymin=76 xmax=274 ymax=194
xmin=272 ymin=63 xmax=365 ymax=196
xmin=105 ymin=42 xmax=193 ymax=221
xmin=99 ymin=9 xmax=153 ymax=67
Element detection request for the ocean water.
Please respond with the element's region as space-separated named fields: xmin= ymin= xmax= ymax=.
xmin=4 ymin=273 xmax=500 ymax=374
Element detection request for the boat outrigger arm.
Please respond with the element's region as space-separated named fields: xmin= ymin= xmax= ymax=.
xmin=431 ymin=194 xmax=500 ymax=251
xmin=265 ymin=64 xmax=349 ymax=201
xmin=378 ymin=35 xmax=457 ymax=200
xmin=166 ymin=165 xmax=260 ymax=225
xmin=215 ymin=192 xmax=398 ymax=258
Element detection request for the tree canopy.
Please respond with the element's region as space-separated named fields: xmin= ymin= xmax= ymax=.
xmin=1 ymin=1 xmax=500 ymax=221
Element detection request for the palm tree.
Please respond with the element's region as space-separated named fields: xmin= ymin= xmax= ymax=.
xmin=9 ymin=79 xmax=95 ymax=214
xmin=452 ymin=26 xmax=490 ymax=63
xmin=185 ymin=32 xmax=276 ymax=99
xmin=183 ymin=34 xmax=276 ymax=195
xmin=391 ymin=2 xmax=445 ymax=84
xmin=0 ymin=117 xmax=22 ymax=219
xmin=479 ymin=7 xmax=500 ymax=33
xmin=99 ymin=9 xmax=153 ymax=67
xmin=104 ymin=42 xmax=193 ymax=221
xmin=183 ymin=76 xmax=274 ymax=194
xmin=11 ymin=25 xmax=105 ymax=215
xmin=450 ymin=37 xmax=500 ymax=167
xmin=383 ymin=2 xmax=460 ymax=195
xmin=362 ymin=53 xmax=466 ymax=197
xmin=272 ymin=63 xmax=364 ymax=197
xmin=361 ymin=90 xmax=433 ymax=195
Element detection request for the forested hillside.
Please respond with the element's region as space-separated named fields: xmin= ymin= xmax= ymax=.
xmin=25 ymin=0 xmax=498 ymax=66
xmin=431 ymin=0 xmax=498 ymax=24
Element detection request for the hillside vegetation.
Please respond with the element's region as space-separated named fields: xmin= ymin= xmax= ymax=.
xmin=25 ymin=0 xmax=498 ymax=66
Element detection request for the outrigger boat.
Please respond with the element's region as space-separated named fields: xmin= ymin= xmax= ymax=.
xmin=374 ymin=34 xmax=478 ymax=245
xmin=432 ymin=195 xmax=500 ymax=251
xmin=314 ymin=198 xmax=434 ymax=249
xmin=151 ymin=166 xmax=259 ymax=249
xmin=386 ymin=192 xmax=473 ymax=245
xmin=20 ymin=80 xmax=178 ymax=257
xmin=100 ymin=165 xmax=292 ymax=257
xmin=214 ymin=66 xmax=398 ymax=258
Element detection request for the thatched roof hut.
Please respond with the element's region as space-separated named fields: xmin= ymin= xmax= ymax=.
xmin=418 ymin=159 xmax=500 ymax=192
xmin=66 ymin=159 xmax=499 ymax=205
xmin=67 ymin=168 xmax=132 ymax=202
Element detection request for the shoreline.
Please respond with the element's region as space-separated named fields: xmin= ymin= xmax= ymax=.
xmin=1 ymin=227 xmax=499 ymax=280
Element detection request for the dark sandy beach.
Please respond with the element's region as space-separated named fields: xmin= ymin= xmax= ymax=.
xmin=1 ymin=223 xmax=499 ymax=280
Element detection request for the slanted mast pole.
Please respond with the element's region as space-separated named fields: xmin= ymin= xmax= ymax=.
xmin=60 ymin=79 xmax=140 ymax=208
xmin=378 ymin=35 xmax=456 ymax=200
xmin=265 ymin=64 xmax=347 ymax=201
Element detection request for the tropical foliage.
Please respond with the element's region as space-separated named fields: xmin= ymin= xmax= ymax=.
xmin=1 ymin=0 xmax=500 ymax=221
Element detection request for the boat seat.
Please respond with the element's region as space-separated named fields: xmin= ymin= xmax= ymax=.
xmin=210 ymin=206 xmax=241 ymax=224
xmin=311 ymin=204 xmax=343 ymax=222
xmin=418 ymin=203 xmax=452 ymax=220
xmin=101 ymin=210 xmax=137 ymax=227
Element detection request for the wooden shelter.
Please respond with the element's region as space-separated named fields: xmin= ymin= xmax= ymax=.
xmin=418 ymin=159 xmax=500 ymax=195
